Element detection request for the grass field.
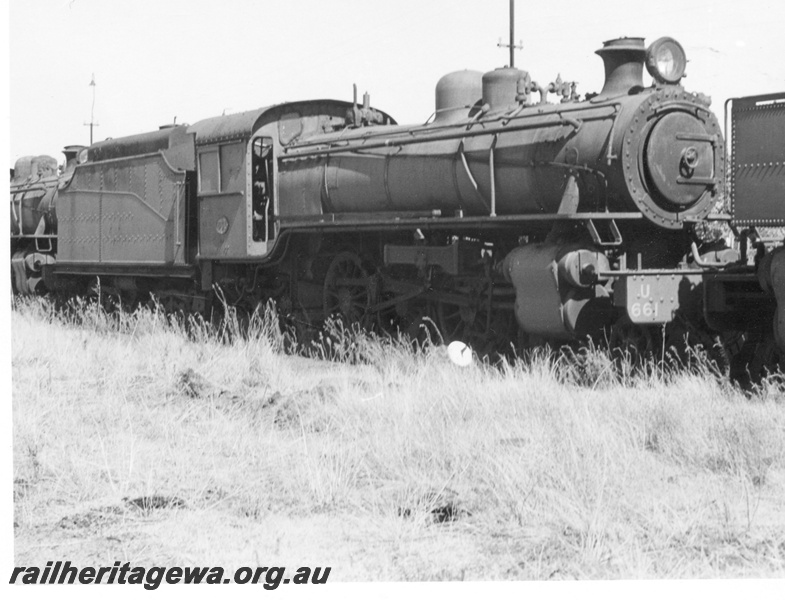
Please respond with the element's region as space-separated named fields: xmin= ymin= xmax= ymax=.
xmin=11 ymin=297 xmax=785 ymax=579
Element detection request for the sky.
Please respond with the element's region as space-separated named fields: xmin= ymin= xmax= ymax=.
xmin=7 ymin=0 xmax=785 ymax=165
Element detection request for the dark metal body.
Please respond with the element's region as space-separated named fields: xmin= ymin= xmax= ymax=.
xmin=9 ymin=36 xmax=783 ymax=379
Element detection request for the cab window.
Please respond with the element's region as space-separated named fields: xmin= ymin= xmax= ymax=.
xmin=219 ymin=143 xmax=244 ymax=192
xmin=198 ymin=142 xmax=245 ymax=194
xmin=198 ymin=150 xmax=219 ymax=193
xmin=278 ymin=112 xmax=302 ymax=145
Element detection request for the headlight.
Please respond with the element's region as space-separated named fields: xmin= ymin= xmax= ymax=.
xmin=645 ymin=37 xmax=686 ymax=84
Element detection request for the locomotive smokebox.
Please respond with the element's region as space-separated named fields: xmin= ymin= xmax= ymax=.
xmin=482 ymin=67 xmax=529 ymax=112
xmin=595 ymin=37 xmax=646 ymax=98
xmin=434 ymin=70 xmax=483 ymax=123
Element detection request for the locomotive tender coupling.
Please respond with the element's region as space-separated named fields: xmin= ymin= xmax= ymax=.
xmin=10 ymin=34 xmax=785 ymax=376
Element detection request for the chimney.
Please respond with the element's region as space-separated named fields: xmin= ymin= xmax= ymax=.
xmin=62 ymin=145 xmax=86 ymax=172
xmin=595 ymin=37 xmax=646 ymax=98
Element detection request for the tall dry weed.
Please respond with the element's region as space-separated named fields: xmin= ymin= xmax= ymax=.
xmin=11 ymin=296 xmax=785 ymax=577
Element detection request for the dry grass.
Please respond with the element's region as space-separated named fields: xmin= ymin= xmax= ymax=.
xmin=11 ymin=296 xmax=785 ymax=579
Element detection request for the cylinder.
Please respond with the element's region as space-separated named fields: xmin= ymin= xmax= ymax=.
xmin=502 ymin=243 xmax=613 ymax=340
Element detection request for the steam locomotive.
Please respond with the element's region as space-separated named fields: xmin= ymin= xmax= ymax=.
xmin=10 ymin=35 xmax=785 ymax=377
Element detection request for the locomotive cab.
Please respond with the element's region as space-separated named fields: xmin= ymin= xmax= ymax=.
xmin=190 ymin=108 xmax=288 ymax=261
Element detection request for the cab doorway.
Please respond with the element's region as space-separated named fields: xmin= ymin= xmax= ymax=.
xmin=251 ymin=136 xmax=274 ymax=242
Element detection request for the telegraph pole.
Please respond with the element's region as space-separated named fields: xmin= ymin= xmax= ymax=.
xmin=84 ymin=73 xmax=99 ymax=145
xmin=497 ymin=0 xmax=523 ymax=67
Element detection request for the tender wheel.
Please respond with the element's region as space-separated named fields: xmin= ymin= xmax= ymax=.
xmin=323 ymin=251 xmax=372 ymax=326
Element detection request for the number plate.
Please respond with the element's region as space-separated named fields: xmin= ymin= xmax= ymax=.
xmin=614 ymin=274 xmax=702 ymax=324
